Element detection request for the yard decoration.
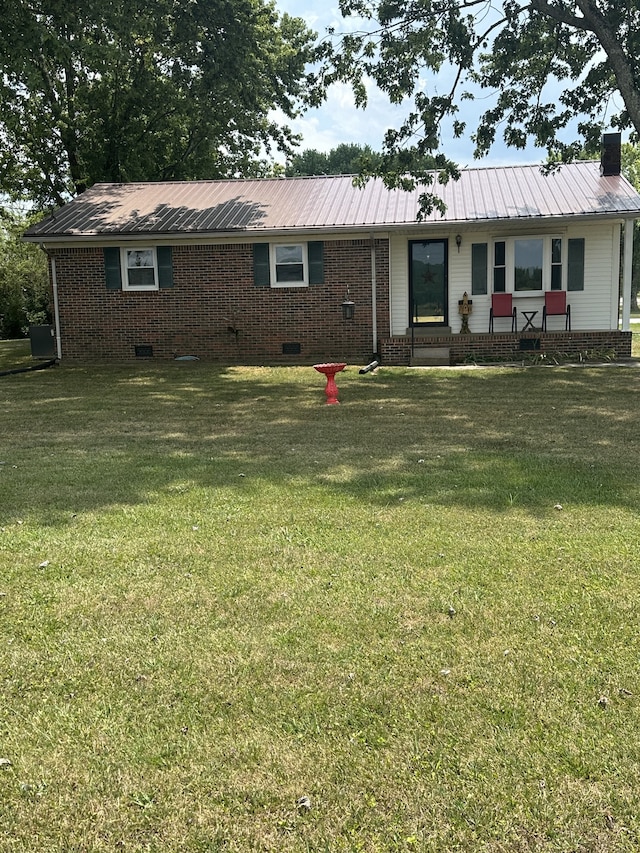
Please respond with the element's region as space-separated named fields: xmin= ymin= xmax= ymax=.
xmin=314 ymin=363 xmax=346 ymax=405
xmin=458 ymin=291 xmax=472 ymax=334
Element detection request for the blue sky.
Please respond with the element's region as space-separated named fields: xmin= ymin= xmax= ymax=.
xmin=272 ymin=0 xmax=590 ymax=168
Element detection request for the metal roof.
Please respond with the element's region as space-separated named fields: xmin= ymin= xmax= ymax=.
xmin=24 ymin=160 xmax=640 ymax=241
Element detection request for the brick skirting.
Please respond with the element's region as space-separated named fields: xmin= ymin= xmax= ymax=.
xmin=380 ymin=330 xmax=633 ymax=366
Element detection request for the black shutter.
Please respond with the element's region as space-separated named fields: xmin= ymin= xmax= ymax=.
xmin=471 ymin=243 xmax=488 ymax=295
xmin=157 ymin=246 xmax=174 ymax=289
xmin=567 ymin=238 xmax=585 ymax=291
xmin=104 ymin=247 xmax=122 ymax=290
xmin=308 ymin=241 xmax=324 ymax=285
xmin=253 ymin=243 xmax=270 ymax=286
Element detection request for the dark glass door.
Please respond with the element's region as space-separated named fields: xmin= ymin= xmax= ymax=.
xmin=409 ymin=239 xmax=448 ymax=326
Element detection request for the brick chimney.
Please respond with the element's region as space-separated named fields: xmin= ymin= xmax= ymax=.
xmin=601 ymin=132 xmax=622 ymax=176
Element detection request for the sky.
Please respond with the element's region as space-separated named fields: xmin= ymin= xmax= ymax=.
xmin=271 ymin=0 xmax=593 ymax=169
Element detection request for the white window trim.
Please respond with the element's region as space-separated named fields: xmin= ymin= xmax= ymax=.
xmin=121 ymin=247 xmax=159 ymax=291
xmin=269 ymin=242 xmax=309 ymax=288
xmin=492 ymin=234 xmax=565 ymax=296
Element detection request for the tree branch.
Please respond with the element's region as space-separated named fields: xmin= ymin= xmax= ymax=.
xmin=528 ymin=0 xmax=591 ymax=31
xmin=530 ymin=0 xmax=640 ymax=136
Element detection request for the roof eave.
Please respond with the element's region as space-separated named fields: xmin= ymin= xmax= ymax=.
xmin=23 ymin=210 xmax=640 ymax=246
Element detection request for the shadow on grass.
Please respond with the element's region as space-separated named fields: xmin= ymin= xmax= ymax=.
xmin=1 ymin=360 xmax=639 ymax=525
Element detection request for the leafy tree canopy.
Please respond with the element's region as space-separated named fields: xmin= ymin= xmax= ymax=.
xmin=285 ymin=142 xmax=436 ymax=176
xmin=0 ymin=209 xmax=50 ymax=338
xmin=0 ymin=0 xmax=320 ymax=207
xmin=322 ymin=0 xmax=640 ymax=210
xmin=286 ymin=144 xmax=366 ymax=176
xmin=622 ymin=142 xmax=640 ymax=191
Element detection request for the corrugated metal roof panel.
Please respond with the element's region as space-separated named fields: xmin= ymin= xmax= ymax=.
xmin=24 ymin=161 xmax=640 ymax=240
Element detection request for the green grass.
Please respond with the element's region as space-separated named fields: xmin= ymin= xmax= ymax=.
xmin=1 ymin=360 xmax=640 ymax=851
xmin=0 ymin=338 xmax=32 ymax=371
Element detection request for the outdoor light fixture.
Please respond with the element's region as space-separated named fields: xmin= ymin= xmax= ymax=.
xmin=455 ymin=234 xmax=462 ymax=252
xmin=341 ymin=286 xmax=355 ymax=320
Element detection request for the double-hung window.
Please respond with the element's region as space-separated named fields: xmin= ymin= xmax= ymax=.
xmin=104 ymin=246 xmax=173 ymax=291
xmin=253 ymin=241 xmax=324 ymax=287
xmin=271 ymin=243 xmax=308 ymax=287
xmin=122 ymin=248 xmax=159 ymax=291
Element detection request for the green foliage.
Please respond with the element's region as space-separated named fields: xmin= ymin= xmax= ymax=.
xmin=324 ymin=0 xmax=640 ymax=209
xmin=286 ymin=148 xmax=339 ymax=176
xmin=622 ymin=143 xmax=640 ymax=193
xmin=285 ymin=142 xmax=437 ymax=178
xmin=0 ymin=210 xmax=50 ymax=338
xmin=0 ymin=0 xmax=320 ymax=206
xmin=286 ymin=143 xmax=382 ymax=175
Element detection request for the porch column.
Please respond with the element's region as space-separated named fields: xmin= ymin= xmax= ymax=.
xmin=369 ymin=234 xmax=378 ymax=356
xmin=621 ymin=219 xmax=634 ymax=331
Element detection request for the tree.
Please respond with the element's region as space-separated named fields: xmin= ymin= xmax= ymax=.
xmin=286 ymin=143 xmax=378 ymax=175
xmin=324 ymin=0 xmax=640 ymax=209
xmin=285 ymin=142 xmax=436 ymax=176
xmin=0 ymin=0 xmax=320 ymax=207
xmin=286 ymin=149 xmax=336 ymax=177
xmin=0 ymin=210 xmax=50 ymax=338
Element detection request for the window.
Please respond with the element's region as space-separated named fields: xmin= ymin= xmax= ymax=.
xmin=271 ymin=243 xmax=307 ymax=286
xmin=104 ymin=246 xmax=173 ymax=291
xmin=122 ymin=248 xmax=158 ymax=290
xmin=480 ymin=236 xmax=579 ymax=294
xmin=253 ymin=242 xmax=324 ymax=287
xmin=551 ymin=238 xmax=562 ymax=290
xmin=514 ymin=238 xmax=543 ymax=291
xmin=493 ymin=241 xmax=506 ymax=292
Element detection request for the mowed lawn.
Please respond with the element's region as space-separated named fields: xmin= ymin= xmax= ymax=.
xmin=1 ymin=351 xmax=640 ymax=851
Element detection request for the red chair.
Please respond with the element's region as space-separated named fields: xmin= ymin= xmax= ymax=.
xmin=489 ymin=293 xmax=517 ymax=332
xmin=542 ymin=291 xmax=571 ymax=331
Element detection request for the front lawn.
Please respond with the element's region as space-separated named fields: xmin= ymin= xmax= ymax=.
xmin=0 ymin=338 xmax=32 ymax=371
xmin=1 ymin=361 xmax=639 ymax=851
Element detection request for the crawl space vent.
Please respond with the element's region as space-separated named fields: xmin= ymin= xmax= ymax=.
xmin=519 ymin=337 xmax=540 ymax=351
xmin=134 ymin=344 xmax=154 ymax=358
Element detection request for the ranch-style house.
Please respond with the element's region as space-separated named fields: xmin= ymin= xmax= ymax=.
xmin=24 ymin=134 xmax=640 ymax=366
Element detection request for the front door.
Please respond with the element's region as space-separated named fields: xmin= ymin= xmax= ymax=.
xmin=409 ymin=239 xmax=448 ymax=327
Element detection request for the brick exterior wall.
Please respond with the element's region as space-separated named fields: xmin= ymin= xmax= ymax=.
xmin=380 ymin=330 xmax=633 ymax=365
xmin=51 ymin=240 xmax=390 ymax=363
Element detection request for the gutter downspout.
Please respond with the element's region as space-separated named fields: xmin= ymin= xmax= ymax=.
xmin=621 ymin=219 xmax=634 ymax=332
xmin=50 ymin=255 xmax=63 ymax=360
xmin=370 ymin=234 xmax=378 ymax=357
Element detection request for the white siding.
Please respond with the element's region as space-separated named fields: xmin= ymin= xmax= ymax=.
xmin=389 ymin=222 xmax=622 ymax=336
xmin=389 ymin=232 xmax=410 ymax=335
